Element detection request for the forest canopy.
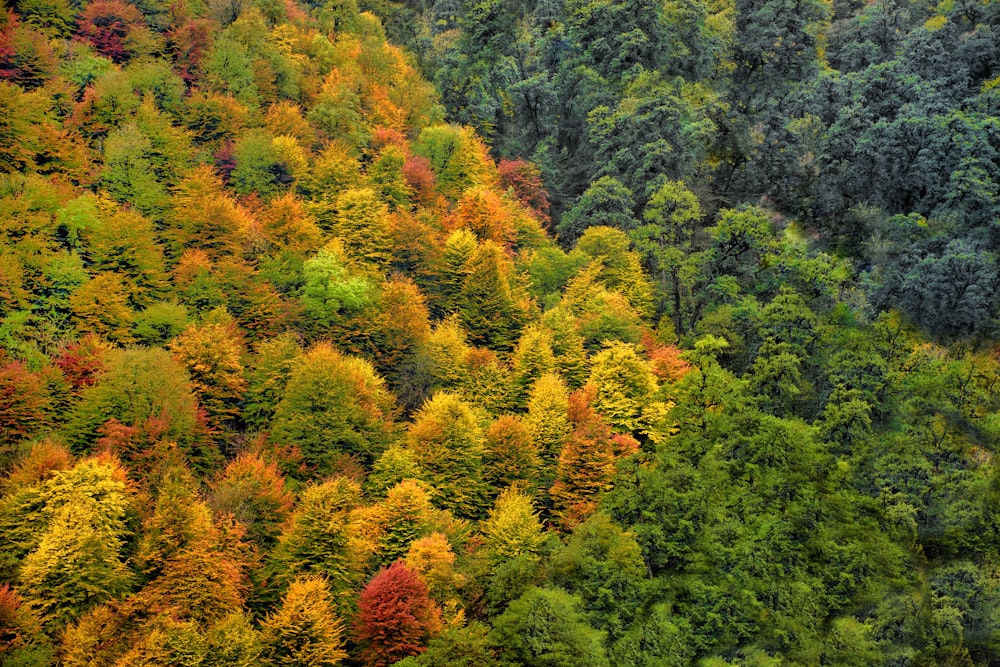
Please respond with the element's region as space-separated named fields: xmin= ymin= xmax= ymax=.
xmin=1 ymin=0 xmax=1000 ymax=665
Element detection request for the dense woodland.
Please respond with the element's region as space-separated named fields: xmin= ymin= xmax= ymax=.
xmin=0 ymin=0 xmax=999 ymax=664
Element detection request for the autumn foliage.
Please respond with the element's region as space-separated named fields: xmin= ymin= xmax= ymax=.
xmin=353 ymin=561 xmax=442 ymax=667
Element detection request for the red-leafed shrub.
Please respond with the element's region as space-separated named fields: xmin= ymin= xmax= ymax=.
xmin=54 ymin=335 xmax=109 ymax=393
xmin=167 ymin=18 xmax=215 ymax=84
xmin=353 ymin=561 xmax=442 ymax=667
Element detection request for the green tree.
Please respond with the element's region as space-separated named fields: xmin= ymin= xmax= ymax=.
xmin=488 ymin=587 xmax=609 ymax=667
xmin=405 ymin=392 xmax=489 ymax=519
xmin=557 ymin=177 xmax=637 ymax=247
xmin=632 ymin=180 xmax=702 ymax=334
xmin=456 ymin=241 xmax=530 ymax=352
xmin=264 ymin=477 xmax=364 ymax=614
xmin=270 ymin=344 xmax=396 ymax=474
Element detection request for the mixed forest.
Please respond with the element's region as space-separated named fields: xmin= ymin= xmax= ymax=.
xmin=1 ymin=0 xmax=1000 ymax=664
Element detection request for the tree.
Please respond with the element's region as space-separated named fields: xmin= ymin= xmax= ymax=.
xmin=209 ymin=452 xmax=294 ymax=549
xmin=75 ymin=0 xmax=149 ymax=63
xmin=549 ymin=512 xmax=647 ymax=635
xmin=575 ymin=226 xmax=654 ymax=317
xmin=456 ymin=241 xmax=530 ymax=352
xmin=0 ymin=361 xmax=52 ymax=458
xmin=270 ymin=344 xmax=396 ymax=474
xmin=482 ymin=487 xmax=547 ymax=567
xmin=405 ymin=392 xmax=489 ymax=519
xmin=167 ymin=166 xmax=254 ymax=260
xmin=483 ymin=415 xmax=541 ymax=491
xmin=557 ymin=177 xmax=637 ymax=247
xmin=632 ymin=181 xmax=702 ymax=334
xmin=300 ymin=242 xmax=378 ymax=331
xmin=231 ymin=130 xmax=293 ymax=200
xmin=242 ymin=334 xmax=302 ymax=432
xmin=101 ymin=123 xmax=168 ymax=218
xmin=498 ymin=159 xmax=552 ymax=230
xmin=265 ymin=477 xmax=364 ymax=610
xmin=548 ymin=389 xmax=619 ymax=530
xmin=587 ymin=342 xmax=660 ymax=436
xmin=488 ymin=587 xmax=609 ymax=667
xmin=260 ymin=194 xmax=323 ymax=257
xmin=362 ymin=479 xmax=437 ymax=566
xmin=18 ymin=458 xmax=135 ymax=630
xmin=260 ymin=577 xmax=348 ymax=667
xmin=524 ymin=372 xmax=572 ymax=460
xmin=334 ymin=188 xmax=393 ymax=268
xmin=412 ymin=124 xmax=497 ymax=201
xmin=353 ymin=561 xmax=443 ymax=667
xmin=170 ymin=320 xmax=247 ymax=436
xmin=65 ymin=348 xmax=210 ymax=468
xmin=69 ymin=273 xmax=135 ymax=343
xmin=404 ymin=533 xmax=462 ymax=605
xmin=510 ymin=325 xmax=557 ymax=404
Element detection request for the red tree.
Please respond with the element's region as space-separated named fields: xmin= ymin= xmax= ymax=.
xmin=353 ymin=561 xmax=442 ymax=667
xmin=54 ymin=335 xmax=108 ymax=394
xmin=498 ymin=159 xmax=552 ymax=230
xmin=75 ymin=0 xmax=146 ymax=63
xmin=0 ymin=362 xmax=51 ymax=450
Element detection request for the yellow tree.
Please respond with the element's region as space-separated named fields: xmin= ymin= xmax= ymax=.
xmin=260 ymin=577 xmax=348 ymax=667
xmin=170 ymin=319 xmax=247 ymax=436
xmin=482 ymin=487 xmax=546 ymax=567
xmin=524 ymin=372 xmax=572 ymax=461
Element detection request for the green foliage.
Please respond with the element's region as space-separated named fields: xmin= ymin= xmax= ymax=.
xmin=557 ymin=177 xmax=637 ymax=246
xmin=405 ymin=392 xmax=489 ymax=519
xmin=2 ymin=2 xmax=1000 ymax=665
xmin=488 ymin=587 xmax=609 ymax=667
xmin=64 ymin=348 xmax=206 ymax=461
xmin=271 ymin=344 xmax=396 ymax=473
